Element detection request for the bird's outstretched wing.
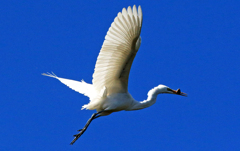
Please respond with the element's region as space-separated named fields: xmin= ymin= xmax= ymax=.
xmin=42 ymin=72 xmax=94 ymax=98
xmin=92 ymin=5 xmax=143 ymax=95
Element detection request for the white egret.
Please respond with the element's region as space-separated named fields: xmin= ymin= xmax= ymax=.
xmin=42 ymin=5 xmax=187 ymax=145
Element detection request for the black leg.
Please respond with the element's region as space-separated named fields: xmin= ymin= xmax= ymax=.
xmin=70 ymin=111 xmax=104 ymax=145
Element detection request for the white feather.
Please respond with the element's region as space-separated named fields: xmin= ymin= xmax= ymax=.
xmin=42 ymin=72 xmax=95 ymax=98
xmin=42 ymin=5 xmax=143 ymax=110
xmin=92 ymin=5 xmax=143 ymax=95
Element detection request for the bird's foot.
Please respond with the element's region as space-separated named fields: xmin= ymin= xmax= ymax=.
xmin=70 ymin=111 xmax=103 ymax=145
xmin=70 ymin=129 xmax=85 ymax=145
xmin=73 ymin=133 xmax=81 ymax=137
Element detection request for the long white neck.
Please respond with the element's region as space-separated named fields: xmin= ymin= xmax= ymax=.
xmin=128 ymin=86 xmax=163 ymax=111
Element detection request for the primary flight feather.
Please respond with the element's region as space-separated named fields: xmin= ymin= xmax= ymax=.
xmin=42 ymin=5 xmax=187 ymax=145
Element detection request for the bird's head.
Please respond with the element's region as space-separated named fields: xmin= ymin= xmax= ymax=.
xmin=157 ymin=84 xmax=187 ymax=96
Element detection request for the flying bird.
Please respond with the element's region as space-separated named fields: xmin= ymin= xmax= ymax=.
xmin=42 ymin=5 xmax=187 ymax=145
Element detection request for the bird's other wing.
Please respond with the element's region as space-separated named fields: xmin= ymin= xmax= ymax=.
xmin=42 ymin=72 xmax=95 ymax=98
xmin=92 ymin=5 xmax=143 ymax=95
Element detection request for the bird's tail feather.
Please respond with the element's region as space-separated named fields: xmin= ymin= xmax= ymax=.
xmin=42 ymin=72 xmax=57 ymax=78
xmin=42 ymin=72 xmax=95 ymax=99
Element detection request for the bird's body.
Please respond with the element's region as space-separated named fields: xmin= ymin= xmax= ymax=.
xmin=97 ymin=92 xmax=135 ymax=115
xmin=42 ymin=5 xmax=186 ymax=145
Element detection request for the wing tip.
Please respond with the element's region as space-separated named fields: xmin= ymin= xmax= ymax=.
xmin=138 ymin=5 xmax=142 ymax=16
xmin=122 ymin=5 xmax=141 ymax=15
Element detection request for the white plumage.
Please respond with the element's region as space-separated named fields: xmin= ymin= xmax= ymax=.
xmin=42 ymin=5 xmax=186 ymax=145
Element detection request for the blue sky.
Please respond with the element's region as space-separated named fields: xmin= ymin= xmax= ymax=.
xmin=1 ymin=0 xmax=240 ymax=150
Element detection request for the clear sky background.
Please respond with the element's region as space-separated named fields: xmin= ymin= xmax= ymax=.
xmin=1 ymin=1 xmax=240 ymax=151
